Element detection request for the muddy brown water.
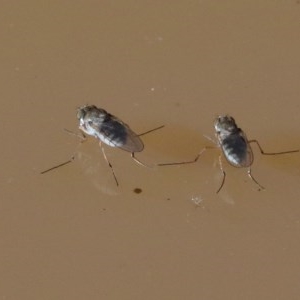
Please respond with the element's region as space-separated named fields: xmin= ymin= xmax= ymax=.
xmin=1 ymin=1 xmax=300 ymax=299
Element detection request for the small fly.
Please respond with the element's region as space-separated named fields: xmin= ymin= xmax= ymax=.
xmin=41 ymin=105 xmax=164 ymax=186
xmin=158 ymin=115 xmax=299 ymax=193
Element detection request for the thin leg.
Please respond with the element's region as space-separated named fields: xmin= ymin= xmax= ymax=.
xmin=131 ymin=152 xmax=152 ymax=168
xmin=157 ymin=146 xmax=216 ymax=166
xmin=41 ymin=156 xmax=75 ymax=174
xmin=41 ymin=129 xmax=87 ymax=174
xmin=216 ymin=155 xmax=226 ymax=193
xmin=64 ymin=128 xmax=86 ymax=142
xmin=203 ymin=134 xmax=217 ymax=145
xmin=138 ymin=125 xmax=165 ymax=137
xmin=126 ymin=125 xmax=165 ymax=168
xmin=249 ymin=140 xmax=299 ymax=155
xmin=99 ymin=142 xmax=119 ymax=186
xmin=247 ymin=167 xmax=265 ymax=190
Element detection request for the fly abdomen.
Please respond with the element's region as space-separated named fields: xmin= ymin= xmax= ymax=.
xmin=99 ymin=119 xmax=128 ymax=148
xmin=221 ymin=134 xmax=253 ymax=167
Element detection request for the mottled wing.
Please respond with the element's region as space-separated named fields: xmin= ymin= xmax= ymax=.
xmin=91 ymin=115 xmax=144 ymax=152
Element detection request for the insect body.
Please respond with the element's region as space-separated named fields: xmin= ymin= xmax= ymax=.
xmin=158 ymin=115 xmax=299 ymax=193
xmin=76 ymin=105 xmax=147 ymax=185
xmin=214 ymin=115 xmax=299 ymax=192
xmin=41 ymin=105 xmax=164 ymax=186
xmin=214 ymin=115 xmax=259 ymax=192
xmin=77 ymin=105 xmax=144 ymax=152
xmin=214 ymin=115 xmax=253 ymax=168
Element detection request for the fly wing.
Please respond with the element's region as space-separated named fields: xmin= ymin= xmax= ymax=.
xmin=239 ymin=131 xmax=253 ymax=167
xmin=91 ymin=115 xmax=144 ymax=152
xmin=226 ymin=131 xmax=253 ymax=167
xmin=119 ymin=124 xmax=144 ymax=152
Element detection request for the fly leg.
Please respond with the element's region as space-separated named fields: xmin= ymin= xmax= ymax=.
xmin=138 ymin=125 xmax=165 ymax=137
xmin=247 ymin=167 xmax=265 ymax=190
xmin=157 ymin=146 xmax=215 ymax=166
xmin=41 ymin=156 xmax=75 ymax=174
xmin=41 ymin=130 xmax=87 ymax=174
xmin=216 ymin=155 xmax=226 ymax=193
xmin=130 ymin=125 xmax=165 ymax=168
xmin=99 ymin=142 xmax=119 ymax=186
xmin=131 ymin=152 xmax=153 ymax=168
xmin=249 ymin=140 xmax=299 ymax=155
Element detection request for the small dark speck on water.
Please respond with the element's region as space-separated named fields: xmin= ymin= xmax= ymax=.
xmin=134 ymin=188 xmax=142 ymax=194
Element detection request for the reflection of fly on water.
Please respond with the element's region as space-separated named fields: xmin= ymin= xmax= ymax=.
xmin=41 ymin=105 xmax=164 ymax=186
xmin=158 ymin=115 xmax=299 ymax=193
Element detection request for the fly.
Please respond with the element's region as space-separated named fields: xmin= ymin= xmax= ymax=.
xmin=158 ymin=115 xmax=299 ymax=193
xmin=41 ymin=105 xmax=164 ymax=186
